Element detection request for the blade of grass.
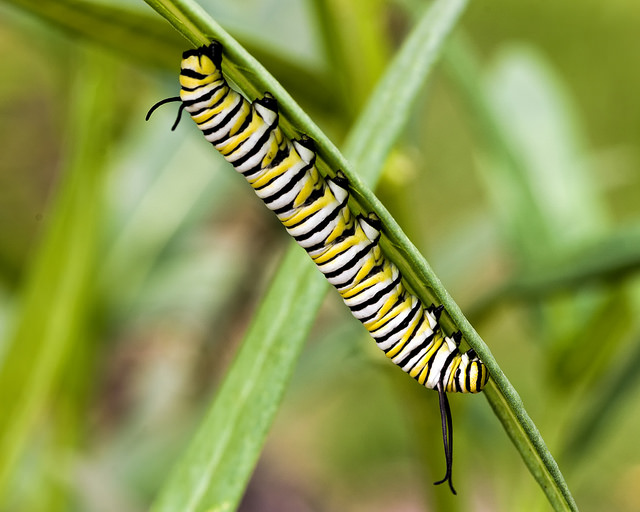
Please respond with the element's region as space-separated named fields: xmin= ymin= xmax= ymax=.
xmin=151 ymin=248 xmax=326 ymax=512
xmin=0 ymin=49 xmax=117 ymax=499
xmin=388 ymin=246 xmax=580 ymax=512
xmin=148 ymin=0 xmax=473 ymax=510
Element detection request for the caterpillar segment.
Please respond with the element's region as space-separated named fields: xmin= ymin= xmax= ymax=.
xmin=147 ymin=42 xmax=489 ymax=495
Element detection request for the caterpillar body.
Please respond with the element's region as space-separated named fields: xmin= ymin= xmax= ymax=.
xmin=147 ymin=42 xmax=489 ymax=494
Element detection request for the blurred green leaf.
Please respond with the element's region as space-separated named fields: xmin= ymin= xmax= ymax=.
xmin=481 ymin=44 xmax=608 ymax=252
xmin=444 ymin=36 xmax=551 ymax=262
xmin=550 ymin=291 xmax=632 ymax=387
xmin=4 ymin=0 xmax=184 ymax=68
xmin=310 ymin=0 xmax=390 ymax=119
xmin=150 ymin=247 xmax=326 ymax=512
xmin=469 ymin=223 xmax=640 ymax=319
xmin=561 ymin=331 xmax=640 ymax=465
xmin=100 ymin=129 xmax=232 ymax=313
xmin=0 ymin=49 xmax=118 ymax=498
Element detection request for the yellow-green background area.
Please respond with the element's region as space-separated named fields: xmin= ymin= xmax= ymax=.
xmin=1 ymin=0 xmax=639 ymax=511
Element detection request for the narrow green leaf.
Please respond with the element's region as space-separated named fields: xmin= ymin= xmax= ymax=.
xmin=0 ymin=50 xmax=116 ymax=498
xmin=469 ymin=223 xmax=640 ymax=319
xmin=481 ymin=44 xmax=607 ymax=249
xmin=152 ymin=248 xmax=326 ymax=512
xmin=342 ymin=0 xmax=469 ymax=182
xmin=483 ymin=382 xmax=576 ymax=510
xmin=310 ymin=0 xmax=390 ymax=119
xmin=4 ymin=0 xmax=184 ymax=69
xmin=148 ymin=0 xmax=473 ymax=510
xmin=443 ymin=35 xmax=553 ymax=260
xmin=561 ymin=331 xmax=640 ymax=465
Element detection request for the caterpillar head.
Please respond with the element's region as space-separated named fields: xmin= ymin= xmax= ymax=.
xmin=180 ymin=43 xmax=224 ymax=92
xmin=182 ymin=43 xmax=222 ymax=71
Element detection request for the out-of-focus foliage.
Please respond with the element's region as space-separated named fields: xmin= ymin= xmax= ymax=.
xmin=0 ymin=0 xmax=639 ymax=511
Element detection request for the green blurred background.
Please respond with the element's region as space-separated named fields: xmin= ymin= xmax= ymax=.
xmin=1 ymin=0 xmax=639 ymax=510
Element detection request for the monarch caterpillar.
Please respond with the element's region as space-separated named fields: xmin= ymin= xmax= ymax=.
xmin=147 ymin=42 xmax=489 ymax=494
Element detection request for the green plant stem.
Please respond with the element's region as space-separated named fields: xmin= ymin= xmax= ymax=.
xmin=143 ymin=0 xmax=577 ymax=510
